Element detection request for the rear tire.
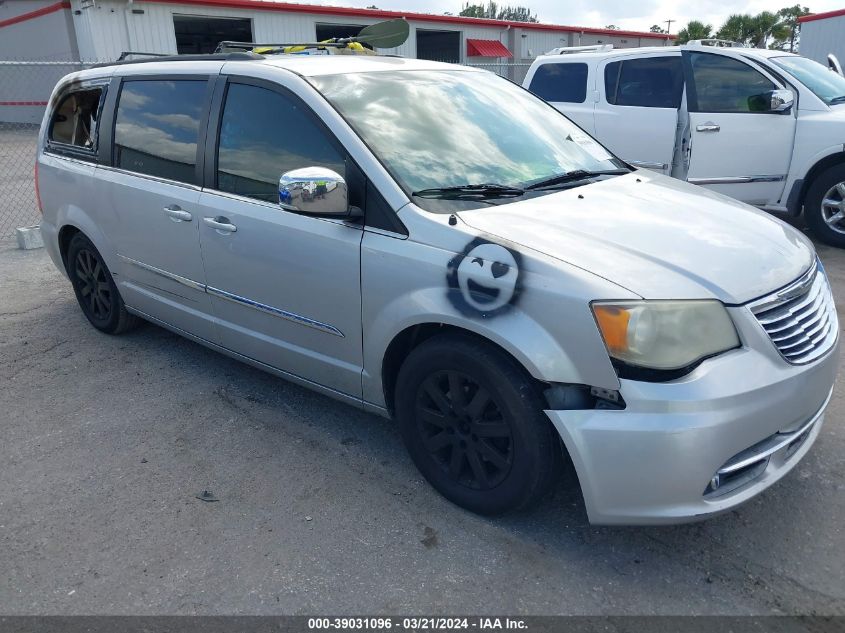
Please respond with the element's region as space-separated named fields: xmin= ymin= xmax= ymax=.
xmin=804 ymin=164 xmax=845 ymax=248
xmin=67 ymin=233 xmax=139 ymax=334
xmin=395 ymin=333 xmax=561 ymax=515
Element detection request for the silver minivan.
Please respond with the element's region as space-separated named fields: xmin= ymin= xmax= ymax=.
xmin=36 ymin=52 xmax=839 ymax=524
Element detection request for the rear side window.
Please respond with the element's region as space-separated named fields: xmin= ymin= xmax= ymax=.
xmin=604 ymin=57 xmax=683 ymax=108
xmin=216 ymin=83 xmax=346 ymax=203
xmin=114 ymin=80 xmax=207 ymax=184
xmin=49 ymin=87 xmax=104 ymax=150
xmin=528 ymin=63 xmax=588 ymax=103
xmin=688 ymin=53 xmax=777 ymax=113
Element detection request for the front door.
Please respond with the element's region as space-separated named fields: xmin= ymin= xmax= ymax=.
xmin=683 ymin=50 xmax=796 ymax=206
xmin=101 ymin=77 xmax=216 ymax=340
xmin=198 ymin=78 xmax=364 ymax=398
xmin=594 ymin=53 xmax=684 ymax=175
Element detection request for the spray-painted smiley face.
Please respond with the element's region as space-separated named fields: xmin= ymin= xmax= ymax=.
xmin=447 ymin=239 xmax=522 ymax=317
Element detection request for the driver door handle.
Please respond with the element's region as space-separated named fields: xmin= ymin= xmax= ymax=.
xmin=203 ymin=216 xmax=237 ymax=233
xmin=696 ymin=123 xmax=721 ymax=133
xmin=163 ymin=205 xmax=192 ymax=222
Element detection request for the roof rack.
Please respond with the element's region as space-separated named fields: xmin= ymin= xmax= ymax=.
xmin=687 ymin=39 xmax=741 ymax=48
xmin=545 ymin=44 xmax=614 ymax=55
xmin=117 ymin=51 xmax=169 ymax=61
xmin=93 ymin=52 xmax=262 ymax=68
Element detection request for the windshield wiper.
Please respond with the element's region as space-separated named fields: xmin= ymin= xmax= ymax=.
xmin=412 ymin=183 xmax=525 ymax=200
xmin=829 ymin=95 xmax=845 ymax=104
xmin=524 ymin=169 xmax=630 ymax=191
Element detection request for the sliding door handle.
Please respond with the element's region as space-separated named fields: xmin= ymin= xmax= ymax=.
xmin=163 ymin=205 xmax=192 ymax=222
xmin=203 ymin=216 xmax=237 ymax=233
xmin=696 ymin=123 xmax=721 ymax=133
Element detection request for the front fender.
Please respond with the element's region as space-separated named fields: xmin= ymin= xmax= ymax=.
xmin=360 ymin=222 xmax=629 ymax=409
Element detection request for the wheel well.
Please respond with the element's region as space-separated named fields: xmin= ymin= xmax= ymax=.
xmin=796 ymin=152 xmax=845 ymax=213
xmin=380 ymin=323 xmax=547 ymax=416
xmin=58 ymin=225 xmax=81 ymax=272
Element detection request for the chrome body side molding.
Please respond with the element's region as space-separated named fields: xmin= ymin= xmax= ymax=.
xmin=118 ymin=254 xmax=343 ymax=337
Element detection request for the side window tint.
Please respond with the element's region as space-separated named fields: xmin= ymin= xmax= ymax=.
xmin=114 ymin=80 xmax=207 ymax=184
xmin=689 ymin=53 xmax=777 ymax=113
xmin=604 ymin=57 xmax=683 ymax=108
xmin=49 ymin=87 xmax=104 ymax=149
xmin=216 ymin=83 xmax=346 ymax=203
xmin=528 ymin=63 xmax=588 ymax=103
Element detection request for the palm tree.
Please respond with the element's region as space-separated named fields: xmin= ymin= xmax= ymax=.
xmin=676 ymin=20 xmax=713 ymax=44
xmin=775 ymin=5 xmax=811 ymax=51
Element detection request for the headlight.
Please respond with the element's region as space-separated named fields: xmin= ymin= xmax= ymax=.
xmin=591 ymin=300 xmax=740 ymax=372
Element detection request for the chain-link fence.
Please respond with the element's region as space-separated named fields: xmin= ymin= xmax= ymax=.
xmin=1 ymin=61 xmax=92 ymax=239
xmin=0 ymin=58 xmax=534 ymax=240
xmin=464 ymin=62 xmax=533 ymax=85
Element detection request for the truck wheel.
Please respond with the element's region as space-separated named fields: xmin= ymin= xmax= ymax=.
xmin=394 ymin=334 xmax=561 ymax=515
xmin=804 ymin=164 xmax=845 ymax=248
xmin=67 ymin=233 xmax=140 ymax=334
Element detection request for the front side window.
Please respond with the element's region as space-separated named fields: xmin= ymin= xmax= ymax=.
xmin=771 ymin=55 xmax=845 ymax=106
xmin=310 ymin=70 xmax=625 ymax=210
xmin=49 ymin=87 xmax=104 ymax=149
xmin=689 ymin=53 xmax=777 ymax=113
xmin=604 ymin=57 xmax=683 ymax=108
xmin=216 ymin=83 xmax=346 ymax=203
xmin=528 ymin=63 xmax=588 ymax=103
xmin=114 ymin=80 xmax=207 ymax=184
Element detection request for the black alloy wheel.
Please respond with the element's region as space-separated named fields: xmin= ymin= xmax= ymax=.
xmin=415 ymin=370 xmax=513 ymax=491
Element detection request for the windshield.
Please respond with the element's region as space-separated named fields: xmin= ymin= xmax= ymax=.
xmin=771 ymin=56 xmax=845 ymax=105
xmin=309 ymin=70 xmax=627 ymax=210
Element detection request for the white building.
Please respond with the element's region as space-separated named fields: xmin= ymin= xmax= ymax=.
xmin=798 ymin=8 xmax=845 ymax=66
xmin=0 ymin=0 xmax=673 ymax=122
xmin=1 ymin=0 xmax=673 ymax=62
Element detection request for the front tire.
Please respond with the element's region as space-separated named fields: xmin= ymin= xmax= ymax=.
xmin=395 ymin=334 xmax=561 ymax=515
xmin=804 ymin=164 xmax=845 ymax=248
xmin=67 ymin=233 xmax=139 ymax=334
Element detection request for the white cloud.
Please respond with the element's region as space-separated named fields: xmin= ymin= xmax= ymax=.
xmin=297 ymin=0 xmax=843 ymax=34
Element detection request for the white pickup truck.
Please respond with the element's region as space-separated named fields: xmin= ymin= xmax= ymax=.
xmin=524 ymin=42 xmax=845 ymax=247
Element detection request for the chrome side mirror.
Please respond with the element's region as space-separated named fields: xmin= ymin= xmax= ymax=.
xmin=279 ymin=167 xmax=349 ymax=217
xmin=769 ymin=89 xmax=794 ymax=113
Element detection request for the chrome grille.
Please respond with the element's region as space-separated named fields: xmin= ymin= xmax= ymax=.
xmin=749 ymin=261 xmax=838 ymax=365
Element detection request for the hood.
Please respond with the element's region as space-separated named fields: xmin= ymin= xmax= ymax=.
xmin=458 ymin=172 xmax=814 ymax=304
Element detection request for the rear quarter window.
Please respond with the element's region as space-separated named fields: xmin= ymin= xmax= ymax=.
xmin=48 ymin=86 xmax=104 ymax=151
xmin=528 ymin=63 xmax=588 ymax=103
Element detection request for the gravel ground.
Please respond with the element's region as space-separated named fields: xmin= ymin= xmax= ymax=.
xmin=0 ymin=231 xmax=844 ymax=616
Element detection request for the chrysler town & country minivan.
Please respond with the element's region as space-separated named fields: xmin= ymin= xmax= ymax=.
xmin=36 ymin=52 xmax=838 ymax=524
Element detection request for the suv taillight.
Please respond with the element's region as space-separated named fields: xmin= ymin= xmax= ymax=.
xmin=34 ymin=161 xmax=43 ymax=214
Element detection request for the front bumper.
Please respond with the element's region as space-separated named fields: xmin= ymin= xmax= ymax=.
xmin=547 ymin=307 xmax=839 ymax=525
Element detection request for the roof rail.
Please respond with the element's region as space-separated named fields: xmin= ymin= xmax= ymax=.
xmin=117 ymin=51 xmax=169 ymax=61
xmin=687 ymin=39 xmax=741 ymax=48
xmin=92 ymin=52 xmax=263 ymax=68
xmin=545 ymin=44 xmax=614 ymax=55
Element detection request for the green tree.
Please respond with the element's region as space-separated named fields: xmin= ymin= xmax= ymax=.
xmin=676 ymin=20 xmax=713 ymax=44
xmin=650 ymin=24 xmax=667 ymax=34
xmin=716 ymin=12 xmax=789 ymax=48
xmin=773 ymin=5 xmax=811 ymax=51
xmin=459 ymin=2 xmax=538 ymax=22
xmin=605 ymin=24 xmax=620 ymax=30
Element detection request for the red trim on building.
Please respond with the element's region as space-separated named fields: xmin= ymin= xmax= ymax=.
xmin=0 ymin=1 xmax=70 ymax=29
xmin=466 ymin=38 xmax=513 ymax=58
xmin=798 ymin=8 xmax=845 ymax=23
xmin=0 ymin=101 xmax=49 ymax=106
xmin=139 ymin=0 xmax=675 ymax=40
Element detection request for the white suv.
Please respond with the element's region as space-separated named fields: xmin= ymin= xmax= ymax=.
xmin=36 ymin=50 xmax=838 ymax=524
xmin=524 ymin=43 xmax=845 ymax=247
